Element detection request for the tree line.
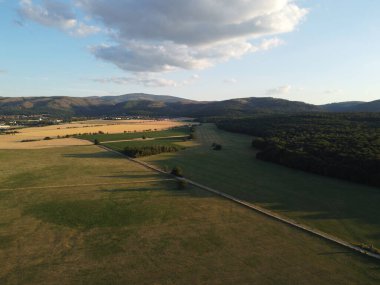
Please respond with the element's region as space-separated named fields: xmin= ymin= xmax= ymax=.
xmin=123 ymin=145 xmax=180 ymax=158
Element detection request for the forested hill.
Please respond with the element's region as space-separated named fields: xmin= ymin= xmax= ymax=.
xmin=1 ymin=94 xmax=379 ymax=117
xmin=216 ymin=113 xmax=380 ymax=187
xmin=0 ymin=95 xmax=321 ymax=117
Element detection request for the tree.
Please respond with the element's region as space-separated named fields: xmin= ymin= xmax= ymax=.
xmin=171 ymin=166 xmax=183 ymax=177
xmin=94 ymin=139 xmax=99 ymax=145
xmin=212 ymin=143 xmax=222 ymax=150
xmin=177 ymin=179 xmax=187 ymax=190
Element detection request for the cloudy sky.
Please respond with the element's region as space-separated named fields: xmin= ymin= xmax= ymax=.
xmin=1 ymin=0 xmax=379 ymax=104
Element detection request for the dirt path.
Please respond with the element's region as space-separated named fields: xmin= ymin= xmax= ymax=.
xmin=99 ymin=144 xmax=380 ymax=262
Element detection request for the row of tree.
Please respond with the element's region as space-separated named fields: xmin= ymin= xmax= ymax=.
xmin=123 ymin=145 xmax=180 ymax=158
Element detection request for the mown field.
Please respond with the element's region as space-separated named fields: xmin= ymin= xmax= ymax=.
xmin=0 ymin=120 xmax=184 ymax=149
xmin=142 ymin=124 xmax=380 ymax=250
xmin=1 ymin=145 xmax=379 ymax=284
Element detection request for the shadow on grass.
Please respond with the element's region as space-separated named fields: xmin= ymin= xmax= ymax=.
xmin=63 ymin=152 xmax=123 ymax=159
xmin=144 ymin=148 xmax=380 ymax=248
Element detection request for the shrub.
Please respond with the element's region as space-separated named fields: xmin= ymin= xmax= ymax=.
xmin=177 ymin=179 xmax=188 ymax=190
xmin=171 ymin=166 xmax=183 ymax=177
xmin=212 ymin=143 xmax=222 ymax=150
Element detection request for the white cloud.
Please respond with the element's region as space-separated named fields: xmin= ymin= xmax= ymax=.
xmin=266 ymin=85 xmax=292 ymax=95
xmin=19 ymin=0 xmax=101 ymax=37
xmin=95 ymin=76 xmax=177 ymax=88
xmin=82 ymin=0 xmax=306 ymax=73
xmin=223 ymin=78 xmax=238 ymax=84
xmin=19 ymin=0 xmax=308 ymax=83
xmin=324 ymin=89 xmax=343 ymax=94
xmin=94 ymin=74 xmax=199 ymax=88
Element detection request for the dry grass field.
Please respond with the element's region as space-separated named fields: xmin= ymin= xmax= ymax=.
xmin=0 ymin=120 xmax=185 ymax=149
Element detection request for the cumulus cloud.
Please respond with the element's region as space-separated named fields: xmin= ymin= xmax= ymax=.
xmin=266 ymin=85 xmax=292 ymax=95
xmin=19 ymin=0 xmax=308 ymax=83
xmin=19 ymin=0 xmax=101 ymax=37
xmin=82 ymin=0 xmax=306 ymax=72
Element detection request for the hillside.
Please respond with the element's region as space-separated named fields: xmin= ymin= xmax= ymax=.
xmin=0 ymin=95 xmax=322 ymax=117
xmin=321 ymin=100 xmax=380 ymax=112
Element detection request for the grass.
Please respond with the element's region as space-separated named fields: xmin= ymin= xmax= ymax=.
xmin=142 ymin=123 xmax=380 ymax=249
xmin=0 ymin=145 xmax=379 ymax=284
xmin=77 ymin=126 xmax=191 ymax=143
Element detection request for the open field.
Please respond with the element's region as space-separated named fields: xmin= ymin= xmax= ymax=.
xmin=1 ymin=146 xmax=379 ymax=284
xmin=0 ymin=120 xmax=184 ymax=149
xmin=142 ymin=124 xmax=380 ymax=250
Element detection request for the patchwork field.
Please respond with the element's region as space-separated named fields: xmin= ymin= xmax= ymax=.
xmin=1 ymin=145 xmax=379 ymax=284
xmin=0 ymin=119 xmax=185 ymax=149
xmin=142 ymin=124 xmax=380 ymax=250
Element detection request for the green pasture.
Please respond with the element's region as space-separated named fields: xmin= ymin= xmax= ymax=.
xmin=0 ymin=145 xmax=379 ymax=284
xmin=142 ymin=123 xmax=380 ymax=250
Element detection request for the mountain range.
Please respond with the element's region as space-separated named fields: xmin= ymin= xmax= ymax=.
xmin=0 ymin=93 xmax=379 ymax=118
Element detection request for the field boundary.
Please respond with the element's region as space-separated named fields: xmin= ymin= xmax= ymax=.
xmin=98 ymin=144 xmax=380 ymax=262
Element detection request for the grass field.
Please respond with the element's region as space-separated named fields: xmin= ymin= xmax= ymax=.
xmin=1 ymin=145 xmax=379 ymax=284
xmin=142 ymin=123 xmax=380 ymax=250
xmin=78 ymin=125 xmax=192 ymax=143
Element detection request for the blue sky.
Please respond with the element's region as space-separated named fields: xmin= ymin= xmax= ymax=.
xmin=1 ymin=0 xmax=379 ymax=104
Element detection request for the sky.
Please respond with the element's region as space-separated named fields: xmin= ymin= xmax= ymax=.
xmin=0 ymin=0 xmax=379 ymax=104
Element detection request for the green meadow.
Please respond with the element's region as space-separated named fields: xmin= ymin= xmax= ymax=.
xmin=0 ymin=145 xmax=379 ymax=284
xmin=142 ymin=124 xmax=380 ymax=250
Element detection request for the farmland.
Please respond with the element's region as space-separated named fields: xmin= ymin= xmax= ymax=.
xmin=1 ymin=145 xmax=380 ymax=284
xmin=0 ymin=119 xmax=184 ymax=149
xmin=142 ymin=124 xmax=380 ymax=250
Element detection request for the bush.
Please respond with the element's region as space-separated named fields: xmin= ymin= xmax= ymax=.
xmin=43 ymin=137 xmax=52 ymax=140
xmin=177 ymin=179 xmax=188 ymax=190
xmin=171 ymin=166 xmax=183 ymax=177
xmin=212 ymin=142 xmax=222 ymax=150
xmin=94 ymin=139 xmax=99 ymax=145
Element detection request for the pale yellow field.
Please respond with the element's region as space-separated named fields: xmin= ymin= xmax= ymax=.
xmin=0 ymin=119 xmax=185 ymax=149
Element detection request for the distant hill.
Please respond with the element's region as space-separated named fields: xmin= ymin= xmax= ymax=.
xmin=322 ymin=102 xmax=364 ymax=112
xmin=0 ymin=94 xmax=379 ymax=117
xmin=97 ymin=93 xmax=193 ymax=104
xmin=321 ymin=100 xmax=380 ymax=112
